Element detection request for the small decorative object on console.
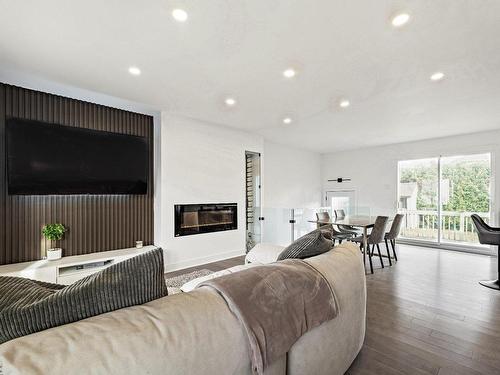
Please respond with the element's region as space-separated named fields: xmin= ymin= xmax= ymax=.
xmin=41 ymin=223 xmax=66 ymax=261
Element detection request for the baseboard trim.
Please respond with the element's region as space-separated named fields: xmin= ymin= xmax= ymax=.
xmin=397 ymin=238 xmax=495 ymax=256
xmin=164 ymin=249 xmax=245 ymax=273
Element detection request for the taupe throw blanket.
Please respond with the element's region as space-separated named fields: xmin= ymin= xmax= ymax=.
xmin=198 ymin=259 xmax=338 ymax=375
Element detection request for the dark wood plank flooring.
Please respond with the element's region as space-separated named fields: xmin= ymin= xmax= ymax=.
xmin=165 ymin=245 xmax=500 ymax=375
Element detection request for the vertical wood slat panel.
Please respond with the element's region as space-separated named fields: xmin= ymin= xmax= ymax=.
xmin=0 ymin=83 xmax=154 ymax=265
xmin=0 ymin=85 xmax=5 ymax=265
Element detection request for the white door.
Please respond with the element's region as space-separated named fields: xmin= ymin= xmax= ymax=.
xmin=326 ymin=190 xmax=356 ymax=216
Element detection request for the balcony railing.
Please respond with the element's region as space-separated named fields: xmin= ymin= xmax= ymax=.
xmin=399 ymin=209 xmax=489 ymax=244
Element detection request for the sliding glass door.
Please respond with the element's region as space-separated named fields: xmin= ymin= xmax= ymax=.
xmin=439 ymin=154 xmax=491 ymax=245
xmin=398 ymin=153 xmax=491 ymax=248
xmin=398 ymin=158 xmax=439 ymax=242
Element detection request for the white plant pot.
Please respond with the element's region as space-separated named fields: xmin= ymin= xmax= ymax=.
xmin=47 ymin=248 xmax=62 ymax=261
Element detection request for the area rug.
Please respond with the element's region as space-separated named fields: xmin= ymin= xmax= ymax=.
xmin=165 ymin=269 xmax=213 ymax=295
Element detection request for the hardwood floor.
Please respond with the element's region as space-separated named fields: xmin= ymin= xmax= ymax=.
xmin=348 ymin=245 xmax=500 ymax=375
xmin=165 ymin=245 xmax=500 ymax=375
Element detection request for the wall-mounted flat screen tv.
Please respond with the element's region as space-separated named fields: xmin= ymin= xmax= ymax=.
xmin=6 ymin=118 xmax=149 ymax=195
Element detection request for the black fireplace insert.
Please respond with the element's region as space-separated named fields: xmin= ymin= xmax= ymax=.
xmin=174 ymin=203 xmax=238 ymax=237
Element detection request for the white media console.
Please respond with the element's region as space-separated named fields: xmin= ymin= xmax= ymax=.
xmin=0 ymin=246 xmax=158 ymax=285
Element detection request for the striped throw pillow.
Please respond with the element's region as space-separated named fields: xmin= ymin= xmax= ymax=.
xmin=277 ymin=229 xmax=332 ymax=261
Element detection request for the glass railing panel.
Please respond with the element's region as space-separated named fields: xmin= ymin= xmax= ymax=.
xmin=293 ymin=208 xmax=320 ymax=241
xmin=260 ymin=207 xmax=293 ymax=246
xmin=250 ymin=206 xmax=401 ymax=249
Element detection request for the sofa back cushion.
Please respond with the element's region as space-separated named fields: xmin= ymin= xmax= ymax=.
xmin=0 ymin=248 xmax=167 ymax=344
xmin=277 ymin=229 xmax=332 ymax=261
xmin=245 ymin=243 xmax=286 ymax=265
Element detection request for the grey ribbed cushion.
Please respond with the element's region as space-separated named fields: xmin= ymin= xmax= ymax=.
xmin=0 ymin=248 xmax=167 ymax=344
xmin=277 ymin=229 xmax=332 ymax=261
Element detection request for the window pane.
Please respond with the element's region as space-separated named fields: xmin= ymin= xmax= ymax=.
xmin=440 ymin=153 xmax=491 ymax=246
xmin=398 ymin=158 xmax=439 ymax=242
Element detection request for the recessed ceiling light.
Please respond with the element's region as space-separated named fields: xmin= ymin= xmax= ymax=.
xmin=283 ymin=68 xmax=297 ymax=78
xmin=391 ymin=13 xmax=410 ymax=27
xmin=224 ymin=97 xmax=237 ymax=107
xmin=172 ymin=9 xmax=188 ymax=22
xmin=339 ymin=100 xmax=350 ymax=108
xmin=128 ymin=66 xmax=141 ymax=76
xmin=430 ymin=72 xmax=445 ymax=81
xmin=283 ymin=117 xmax=293 ymax=124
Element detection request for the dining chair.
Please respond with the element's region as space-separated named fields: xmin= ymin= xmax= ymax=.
xmin=316 ymin=212 xmax=352 ymax=244
xmin=471 ymin=214 xmax=500 ymax=290
xmin=352 ymin=216 xmax=389 ymax=273
xmin=333 ymin=209 xmax=360 ymax=236
xmin=384 ymin=214 xmax=404 ymax=266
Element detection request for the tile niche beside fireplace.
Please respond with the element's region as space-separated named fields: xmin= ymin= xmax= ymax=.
xmin=174 ymin=203 xmax=238 ymax=237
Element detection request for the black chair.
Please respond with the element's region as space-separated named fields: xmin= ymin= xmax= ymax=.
xmin=352 ymin=216 xmax=389 ymax=273
xmin=471 ymin=214 xmax=500 ymax=290
xmin=316 ymin=212 xmax=352 ymax=244
xmin=384 ymin=214 xmax=404 ymax=265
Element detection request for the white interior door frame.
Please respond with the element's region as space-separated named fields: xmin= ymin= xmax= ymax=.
xmin=325 ymin=189 xmax=357 ymax=213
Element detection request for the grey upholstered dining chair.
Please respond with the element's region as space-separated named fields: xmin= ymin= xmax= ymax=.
xmin=352 ymin=216 xmax=389 ymax=273
xmin=333 ymin=209 xmax=360 ymax=236
xmin=334 ymin=209 xmax=346 ymax=220
xmin=384 ymin=214 xmax=404 ymax=266
xmin=471 ymin=214 xmax=500 ymax=290
xmin=316 ymin=212 xmax=352 ymax=244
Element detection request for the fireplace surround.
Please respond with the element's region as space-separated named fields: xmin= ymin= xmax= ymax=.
xmin=174 ymin=203 xmax=238 ymax=237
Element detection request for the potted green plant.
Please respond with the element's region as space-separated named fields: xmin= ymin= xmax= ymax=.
xmin=42 ymin=223 xmax=66 ymax=260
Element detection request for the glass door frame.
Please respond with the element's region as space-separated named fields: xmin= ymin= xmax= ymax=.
xmin=325 ymin=189 xmax=357 ymax=216
xmin=397 ymin=152 xmax=494 ymax=255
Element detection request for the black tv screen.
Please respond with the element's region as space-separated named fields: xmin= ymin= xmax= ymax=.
xmin=6 ymin=118 xmax=149 ymax=195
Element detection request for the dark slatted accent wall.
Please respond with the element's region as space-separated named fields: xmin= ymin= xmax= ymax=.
xmin=0 ymin=83 xmax=154 ymax=265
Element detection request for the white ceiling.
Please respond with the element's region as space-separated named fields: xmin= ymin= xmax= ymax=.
xmin=1 ymin=0 xmax=500 ymax=153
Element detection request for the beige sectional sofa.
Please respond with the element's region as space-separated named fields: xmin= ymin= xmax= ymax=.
xmin=0 ymin=243 xmax=366 ymax=375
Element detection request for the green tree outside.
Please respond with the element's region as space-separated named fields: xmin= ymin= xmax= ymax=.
xmin=400 ymin=161 xmax=490 ymax=213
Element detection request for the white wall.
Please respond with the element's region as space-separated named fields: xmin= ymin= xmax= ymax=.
xmin=321 ymin=130 xmax=499 ymax=223
xmin=157 ymin=119 xmax=325 ymax=271
xmin=263 ymin=141 xmax=322 ymax=208
xmin=158 ymin=113 xmax=263 ymax=271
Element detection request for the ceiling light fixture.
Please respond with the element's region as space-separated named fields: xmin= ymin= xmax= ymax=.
xmin=283 ymin=68 xmax=297 ymax=78
xmin=283 ymin=117 xmax=293 ymax=124
xmin=172 ymin=9 xmax=188 ymax=22
xmin=391 ymin=13 xmax=410 ymax=27
xmin=339 ymin=99 xmax=350 ymax=108
xmin=128 ymin=66 xmax=141 ymax=76
xmin=224 ymin=97 xmax=237 ymax=107
xmin=430 ymin=72 xmax=445 ymax=81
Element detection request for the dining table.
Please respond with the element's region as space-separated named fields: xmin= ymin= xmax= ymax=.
xmin=309 ymin=215 xmax=382 ymax=274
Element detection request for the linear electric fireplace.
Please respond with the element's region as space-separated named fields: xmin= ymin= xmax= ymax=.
xmin=174 ymin=203 xmax=238 ymax=237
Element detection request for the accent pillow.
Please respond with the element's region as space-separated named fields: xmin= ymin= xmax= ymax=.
xmin=319 ymin=225 xmax=333 ymax=240
xmin=277 ymin=229 xmax=332 ymax=261
xmin=0 ymin=248 xmax=167 ymax=344
xmin=245 ymin=243 xmax=286 ymax=264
